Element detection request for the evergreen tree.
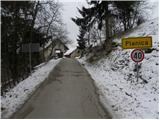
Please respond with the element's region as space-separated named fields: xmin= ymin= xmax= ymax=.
xmin=72 ymin=1 xmax=113 ymax=52
xmin=71 ymin=7 xmax=90 ymax=52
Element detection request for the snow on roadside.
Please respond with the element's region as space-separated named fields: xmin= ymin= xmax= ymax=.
xmin=1 ymin=58 xmax=61 ymax=119
xmin=78 ymin=17 xmax=159 ymax=119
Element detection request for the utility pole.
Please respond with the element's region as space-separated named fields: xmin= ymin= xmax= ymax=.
xmin=29 ymin=43 xmax=32 ymax=74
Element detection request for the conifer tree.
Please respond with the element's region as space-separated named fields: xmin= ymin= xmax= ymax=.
xmin=72 ymin=1 xmax=113 ymax=52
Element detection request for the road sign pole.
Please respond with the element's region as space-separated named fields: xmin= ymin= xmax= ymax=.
xmin=131 ymin=49 xmax=145 ymax=82
xmin=136 ymin=62 xmax=139 ymax=82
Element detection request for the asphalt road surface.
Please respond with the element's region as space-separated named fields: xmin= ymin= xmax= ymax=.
xmin=12 ymin=58 xmax=112 ymax=119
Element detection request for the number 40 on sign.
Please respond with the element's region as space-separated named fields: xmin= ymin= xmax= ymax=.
xmin=131 ymin=49 xmax=144 ymax=63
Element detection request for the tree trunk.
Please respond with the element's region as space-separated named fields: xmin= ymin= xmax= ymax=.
xmin=29 ymin=1 xmax=40 ymax=71
xmin=43 ymin=44 xmax=45 ymax=61
xmin=104 ymin=2 xmax=112 ymax=53
xmin=49 ymin=38 xmax=56 ymax=58
xmin=12 ymin=2 xmax=19 ymax=85
xmin=43 ymin=8 xmax=59 ymax=61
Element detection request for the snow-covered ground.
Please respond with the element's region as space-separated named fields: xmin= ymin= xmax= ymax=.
xmin=1 ymin=58 xmax=61 ymax=118
xmin=78 ymin=17 xmax=159 ymax=118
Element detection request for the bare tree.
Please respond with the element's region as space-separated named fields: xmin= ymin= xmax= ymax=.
xmin=35 ymin=1 xmax=62 ymax=61
xmin=35 ymin=1 xmax=70 ymax=60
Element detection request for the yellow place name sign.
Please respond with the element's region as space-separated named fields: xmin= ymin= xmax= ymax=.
xmin=122 ymin=36 xmax=152 ymax=49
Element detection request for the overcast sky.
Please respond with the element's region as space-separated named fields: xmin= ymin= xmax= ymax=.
xmin=58 ymin=0 xmax=88 ymax=51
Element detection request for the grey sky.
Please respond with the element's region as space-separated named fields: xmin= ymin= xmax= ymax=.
xmin=59 ymin=0 xmax=88 ymax=50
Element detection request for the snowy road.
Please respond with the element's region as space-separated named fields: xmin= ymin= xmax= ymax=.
xmin=12 ymin=58 xmax=111 ymax=119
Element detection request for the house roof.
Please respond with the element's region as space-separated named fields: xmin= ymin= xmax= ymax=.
xmin=39 ymin=39 xmax=69 ymax=51
xmin=64 ymin=48 xmax=76 ymax=55
xmin=54 ymin=39 xmax=69 ymax=50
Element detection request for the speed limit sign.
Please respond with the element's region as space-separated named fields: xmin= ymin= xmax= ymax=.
xmin=131 ymin=49 xmax=144 ymax=63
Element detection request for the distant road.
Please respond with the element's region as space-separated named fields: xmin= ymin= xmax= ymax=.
xmin=12 ymin=58 xmax=111 ymax=119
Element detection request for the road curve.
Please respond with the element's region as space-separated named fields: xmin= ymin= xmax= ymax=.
xmin=12 ymin=58 xmax=112 ymax=119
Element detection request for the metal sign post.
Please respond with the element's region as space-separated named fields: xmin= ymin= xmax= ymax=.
xmin=131 ymin=49 xmax=144 ymax=82
xmin=136 ymin=62 xmax=139 ymax=82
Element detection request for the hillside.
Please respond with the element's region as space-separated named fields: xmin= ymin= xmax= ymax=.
xmin=78 ymin=17 xmax=159 ymax=119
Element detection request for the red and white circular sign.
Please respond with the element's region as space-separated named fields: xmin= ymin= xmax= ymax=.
xmin=131 ymin=49 xmax=144 ymax=63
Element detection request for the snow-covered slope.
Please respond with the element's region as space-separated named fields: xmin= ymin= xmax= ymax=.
xmin=78 ymin=17 xmax=159 ymax=119
xmin=1 ymin=59 xmax=61 ymax=118
xmin=140 ymin=0 xmax=159 ymax=20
